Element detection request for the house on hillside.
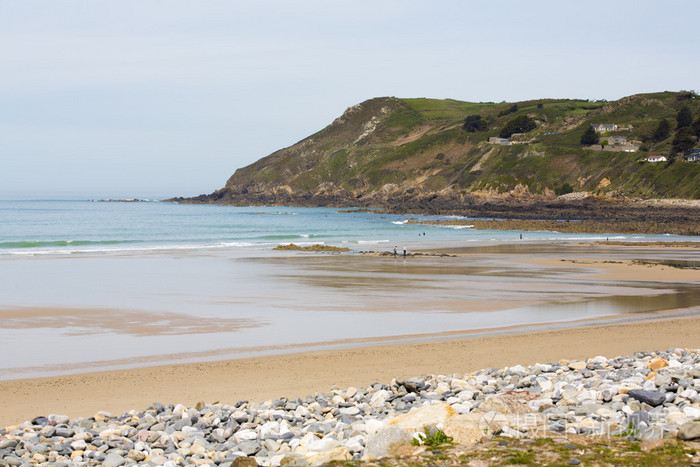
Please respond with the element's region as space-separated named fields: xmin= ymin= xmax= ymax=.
xmin=592 ymin=124 xmax=617 ymax=133
xmin=646 ymin=155 xmax=667 ymax=163
xmin=488 ymin=137 xmax=512 ymax=146
xmin=609 ymin=136 xmax=627 ymax=145
xmin=688 ymin=148 xmax=700 ymax=162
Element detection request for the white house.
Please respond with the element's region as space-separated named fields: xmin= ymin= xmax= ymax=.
xmin=688 ymin=148 xmax=700 ymax=162
xmin=646 ymin=155 xmax=667 ymax=163
xmin=592 ymin=124 xmax=617 ymax=133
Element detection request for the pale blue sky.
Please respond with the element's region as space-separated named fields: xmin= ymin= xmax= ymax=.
xmin=1 ymin=0 xmax=698 ymax=198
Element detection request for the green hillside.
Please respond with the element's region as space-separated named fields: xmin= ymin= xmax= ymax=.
xmin=191 ymin=91 xmax=700 ymax=206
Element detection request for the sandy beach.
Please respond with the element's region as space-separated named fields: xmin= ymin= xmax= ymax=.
xmin=1 ymin=242 xmax=699 ymax=429
xmin=0 ymin=315 xmax=698 ymax=429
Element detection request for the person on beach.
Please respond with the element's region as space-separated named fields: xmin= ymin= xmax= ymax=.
xmin=403 ymin=245 xmax=407 ymax=257
xmin=393 ymin=246 xmax=397 ymax=256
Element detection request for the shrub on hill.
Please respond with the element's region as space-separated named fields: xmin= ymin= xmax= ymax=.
xmin=677 ymin=106 xmax=693 ymax=128
xmin=463 ymin=115 xmax=488 ymax=132
xmin=498 ymin=104 xmax=518 ymax=116
xmin=499 ymin=115 xmax=536 ymax=138
xmin=672 ymin=127 xmax=696 ymax=155
xmin=555 ymin=182 xmax=574 ymax=196
xmin=676 ymin=90 xmax=698 ymax=101
xmin=580 ymin=125 xmax=600 ymax=145
xmin=652 ymin=118 xmax=671 ymax=142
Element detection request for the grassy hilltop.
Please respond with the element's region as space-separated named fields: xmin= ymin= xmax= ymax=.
xmin=183 ymin=91 xmax=700 ymax=209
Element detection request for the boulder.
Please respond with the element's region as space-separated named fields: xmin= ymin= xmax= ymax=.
xmin=395 ymin=445 xmax=427 ymax=457
xmin=304 ymin=447 xmax=350 ymax=466
xmin=386 ymin=402 xmax=456 ymax=431
xmin=363 ymin=426 xmax=413 ymax=460
xmin=478 ymin=390 xmax=544 ymax=415
xmin=443 ymin=414 xmax=488 ymax=444
xmin=678 ymin=421 xmax=700 ymax=441
xmin=443 ymin=411 xmax=510 ymax=444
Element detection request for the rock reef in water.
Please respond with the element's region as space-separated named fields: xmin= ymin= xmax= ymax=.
xmin=272 ymin=244 xmax=350 ymax=252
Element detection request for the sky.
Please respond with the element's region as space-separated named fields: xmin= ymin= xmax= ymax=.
xmin=1 ymin=1 xmax=699 ymax=199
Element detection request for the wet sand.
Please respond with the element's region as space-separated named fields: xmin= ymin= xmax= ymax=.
xmin=518 ymin=257 xmax=700 ymax=281
xmin=1 ymin=315 xmax=699 ymax=428
xmin=1 ymin=242 xmax=699 ymax=428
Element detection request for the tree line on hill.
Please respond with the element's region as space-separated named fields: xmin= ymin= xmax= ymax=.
xmin=579 ymin=103 xmax=700 ymax=159
xmin=463 ymin=113 xmax=536 ymax=138
xmin=461 ymin=93 xmax=699 ymax=161
xmin=462 ymin=91 xmax=700 ymax=162
xmin=638 ymin=104 xmax=699 ymax=156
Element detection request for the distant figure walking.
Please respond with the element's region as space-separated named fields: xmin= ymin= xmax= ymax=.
xmin=393 ymin=245 xmax=397 ymax=256
xmin=520 ymin=233 xmax=522 ymax=240
xmin=403 ymin=245 xmax=407 ymax=257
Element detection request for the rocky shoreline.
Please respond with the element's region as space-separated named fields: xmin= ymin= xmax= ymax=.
xmin=406 ymin=218 xmax=700 ymax=236
xmin=169 ymin=193 xmax=700 ymax=233
xmin=2 ymin=349 xmax=699 ymax=466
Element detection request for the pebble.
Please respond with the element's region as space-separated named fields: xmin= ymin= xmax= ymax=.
xmin=678 ymin=421 xmax=700 ymax=441
xmin=627 ymin=389 xmax=666 ymax=407
xmin=0 ymin=348 xmax=698 ymax=465
xmin=103 ymin=452 xmax=126 ymax=467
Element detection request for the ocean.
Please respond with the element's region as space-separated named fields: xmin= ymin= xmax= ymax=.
xmin=1 ymin=199 xmax=699 ymax=380
xmin=0 ymin=199 xmax=690 ymax=256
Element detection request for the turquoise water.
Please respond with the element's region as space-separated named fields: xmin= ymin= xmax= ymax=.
xmin=1 ymin=200 xmax=696 ymax=256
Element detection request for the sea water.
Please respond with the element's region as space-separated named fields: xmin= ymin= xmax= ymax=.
xmin=0 ymin=199 xmax=693 ymax=256
xmin=1 ymin=199 xmax=699 ymax=379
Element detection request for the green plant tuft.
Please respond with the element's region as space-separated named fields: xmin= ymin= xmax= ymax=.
xmin=411 ymin=428 xmax=453 ymax=447
xmin=619 ymin=421 xmax=640 ymax=438
xmin=506 ymin=451 xmax=536 ymax=464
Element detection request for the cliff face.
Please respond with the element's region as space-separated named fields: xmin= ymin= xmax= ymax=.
xmin=221 ymin=97 xmax=412 ymax=201
xmin=178 ymin=91 xmax=700 ymax=210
